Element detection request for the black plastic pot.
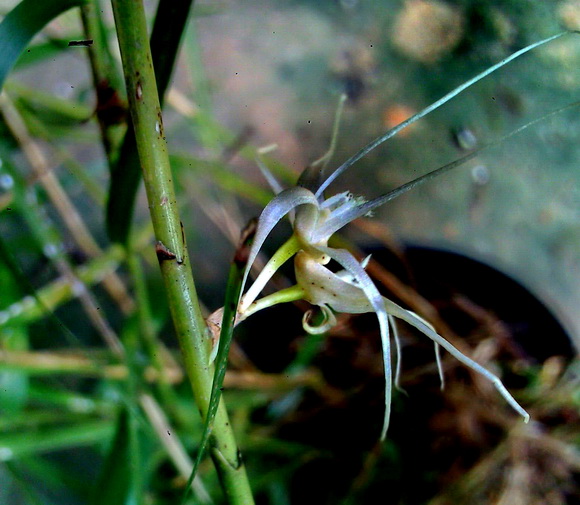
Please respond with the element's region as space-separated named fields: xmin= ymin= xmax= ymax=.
xmin=242 ymin=244 xmax=576 ymax=505
xmin=368 ymin=243 xmax=575 ymax=362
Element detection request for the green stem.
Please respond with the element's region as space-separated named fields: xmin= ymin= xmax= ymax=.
xmin=106 ymin=0 xmax=196 ymax=244
xmin=241 ymin=284 xmax=305 ymax=321
xmin=80 ymin=0 xmax=125 ymax=162
xmin=110 ymin=1 xmax=253 ymax=503
xmin=239 ymin=235 xmax=300 ymax=313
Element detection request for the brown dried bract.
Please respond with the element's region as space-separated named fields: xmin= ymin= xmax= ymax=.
xmin=155 ymin=241 xmax=177 ymax=262
xmin=234 ymin=218 xmax=258 ymax=267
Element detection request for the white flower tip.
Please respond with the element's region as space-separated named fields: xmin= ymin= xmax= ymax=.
xmin=302 ymin=306 xmax=337 ymax=334
xmin=360 ymin=254 xmax=372 ymax=269
xmin=380 ymin=419 xmax=390 ymax=441
xmin=395 ymin=384 xmax=409 ymax=397
xmin=257 ymin=143 xmax=278 ymax=154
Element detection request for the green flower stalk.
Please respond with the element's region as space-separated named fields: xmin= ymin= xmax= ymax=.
xmin=232 ymin=33 xmax=576 ymax=440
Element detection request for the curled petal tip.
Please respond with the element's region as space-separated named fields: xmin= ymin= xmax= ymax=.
xmin=302 ymin=306 xmax=337 ymax=334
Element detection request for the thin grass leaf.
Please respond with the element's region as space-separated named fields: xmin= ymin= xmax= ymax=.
xmin=7 ymin=81 xmax=92 ymax=125
xmin=174 ymin=154 xmax=274 ymax=206
xmin=0 ymin=257 xmax=29 ymax=417
xmin=3 ymin=461 xmax=47 ymax=505
xmin=12 ymin=38 xmax=71 ymax=70
xmin=0 ymin=327 xmax=29 ymax=416
xmin=0 ymin=242 xmax=125 ymax=330
xmin=90 ymin=408 xmax=142 ymax=505
xmin=182 ymin=220 xmax=256 ymax=504
xmin=0 ymin=420 xmax=113 ymax=461
xmin=150 ymin=0 xmax=196 ymax=108
xmin=27 ymin=383 xmax=113 ymax=415
xmin=0 ymin=0 xmax=88 ymax=91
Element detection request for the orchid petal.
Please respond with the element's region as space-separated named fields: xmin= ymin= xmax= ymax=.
xmin=295 ymin=252 xmax=372 ymax=313
xmin=434 ymin=341 xmax=445 ymax=391
xmin=302 ymin=305 xmax=337 ymax=334
xmin=315 ymin=100 xmax=580 ymax=240
xmin=294 ymin=248 xmax=393 ymax=437
xmin=315 ymin=146 xmax=482 ymax=240
xmin=256 ymin=155 xmax=285 ymax=196
xmin=315 ymin=32 xmax=569 ymax=198
xmin=383 ymin=297 xmax=529 ymax=422
xmin=315 ymin=246 xmax=393 ymax=440
xmin=389 ymin=315 xmax=407 ymax=395
xmin=239 ymin=187 xmax=319 ymax=309
xmin=319 ymin=191 xmax=352 ymax=210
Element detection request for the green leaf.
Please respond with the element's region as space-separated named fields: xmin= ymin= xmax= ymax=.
xmin=0 ymin=255 xmax=29 ymax=417
xmin=0 ymin=326 xmax=29 ymax=416
xmin=91 ymin=408 xmax=140 ymax=505
xmin=0 ymin=242 xmax=125 ymax=329
xmin=0 ymin=0 xmax=88 ymax=91
xmin=0 ymin=419 xmax=113 ymax=460
xmin=7 ymin=81 xmax=92 ymax=125
xmin=12 ymin=39 xmax=71 ymax=69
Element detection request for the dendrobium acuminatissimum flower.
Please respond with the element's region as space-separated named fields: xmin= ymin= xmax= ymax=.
xmin=236 ymin=164 xmax=529 ymax=440
xmin=231 ymin=34 xmax=572 ymax=439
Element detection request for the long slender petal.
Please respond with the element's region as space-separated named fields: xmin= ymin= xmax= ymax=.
xmin=316 ymin=246 xmax=393 ymax=440
xmin=314 ymin=32 xmax=570 ymax=198
xmin=383 ymin=297 xmax=530 ymax=422
xmin=315 ymin=99 xmax=580 ymax=241
xmin=389 ymin=314 xmax=406 ymax=394
xmin=239 ymin=187 xmax=319 ymax=306
xmin=256 ymin=155 xmax=285 ymax=196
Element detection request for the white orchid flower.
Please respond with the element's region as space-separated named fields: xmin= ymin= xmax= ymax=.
xmin=232 ymin=34 xmax=574 ymax=439
xmin=236 ymin=172 xmax=529 ymax=440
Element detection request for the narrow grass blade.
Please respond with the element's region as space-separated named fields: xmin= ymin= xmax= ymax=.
xmin=0 ymin=242 xmax=125 ymax=330
xmin=0 ymin=420 xmax=113 ymax=460
xmin=90 ymin=408 xmax=142 ymax=505
xmin=0 ymin=0 xmax=87 ymax=91
xmin=0 ymin=256 xmax=29 ymax=416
